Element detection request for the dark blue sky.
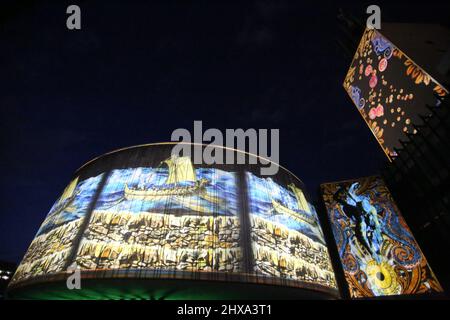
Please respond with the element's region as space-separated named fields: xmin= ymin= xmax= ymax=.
xmin=1 ymin=0 xmax=449 ymax=263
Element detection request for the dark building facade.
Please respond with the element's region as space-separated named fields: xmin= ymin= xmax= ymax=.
xmin=382 ymin=97 xmax=450 ymax=293
xmin=0 ymin=261 xmax=16 ymax=300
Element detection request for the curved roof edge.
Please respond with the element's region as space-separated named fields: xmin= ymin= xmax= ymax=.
xmin=74 ymin=142 xmax=304 ymax=185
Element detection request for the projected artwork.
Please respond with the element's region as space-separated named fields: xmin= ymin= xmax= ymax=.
xmin=246 ymin=173 xmax=337 ymax=289
xmin=10 ymin=150 xmax=340 ymax=297
xmin=343 ymin=28 xmax=448 ymax=160
xmin=76 ymin=156 xmax=241 ymax=274
xmin=321 ymin=176 xmax=442 ymax=297
xmin=11 ymin=175 xmax=103 ymax=283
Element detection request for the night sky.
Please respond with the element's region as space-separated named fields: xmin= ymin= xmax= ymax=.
xmin=1 ymin=0 xmax=449 ymax=263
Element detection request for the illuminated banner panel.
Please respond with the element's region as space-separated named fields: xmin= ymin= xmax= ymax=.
xmin=343 ymin=28 xmax=448 ymax=160
xmin=321 ymin=176 xmax=442 ymax=298
xmin=247 ymin=173 xmax=336 ymax=288
xmin=11 ymin=175 xmax=103 ymax=283
xmin=9 ymin=144 xmax=338 ymax=299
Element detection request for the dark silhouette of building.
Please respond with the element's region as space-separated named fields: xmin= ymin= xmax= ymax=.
xmin=380 ymin=23 xmax=450 ymax=89
xmin=0 ymin=261 xmax=16 ymax=300
xmin=382 ymin=96 xmax=450 ymax=293
xmin=336 ymin=8 xmax=364 ymax=60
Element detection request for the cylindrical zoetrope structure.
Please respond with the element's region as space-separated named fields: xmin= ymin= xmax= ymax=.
xmin=8 ymin=143 xmax=339 ymax=299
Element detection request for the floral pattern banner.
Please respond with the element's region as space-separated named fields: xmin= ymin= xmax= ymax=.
xmin=321 ymin=176 xmax=442 ymax=298
xmin=343 ymin=28 xmax=448 ymax=160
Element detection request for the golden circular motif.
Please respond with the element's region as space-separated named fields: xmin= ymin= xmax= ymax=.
xmin=366 ymin=260 xmax=400 ymax=295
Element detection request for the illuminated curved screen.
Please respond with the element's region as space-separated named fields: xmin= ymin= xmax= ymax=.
xmin=321 ymin=176 xmax=442 ymax=297
xmin=9 ymin=144 xmax=338 ymax=299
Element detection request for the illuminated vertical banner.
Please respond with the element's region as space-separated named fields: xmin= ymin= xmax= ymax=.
xmin=11 ymin=175 xmax=103 ymax=284
xmin=343 ymin=28 xmax=448 ymax=160
xmin=321 ymin=176 xmax=442 ymax=297
xmin=247 ymin=173 xmax=337 ymax=290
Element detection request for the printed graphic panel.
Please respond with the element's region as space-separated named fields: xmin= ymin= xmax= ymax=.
xmin=343 ymin=28 xmax=448 ymax=159
xmin=321 ymin=176 xmax=442 ymax=297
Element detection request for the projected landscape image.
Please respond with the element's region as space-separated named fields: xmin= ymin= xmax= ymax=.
xmin=11 ymin=154 xmax=340 ymax=294
xmin=76 ymin=156 xmax=242 ymax=274
xmin=11 ymin=175 xmax=103 ymax=284
xmin=247 ymin=173 xmax=337 ymax=289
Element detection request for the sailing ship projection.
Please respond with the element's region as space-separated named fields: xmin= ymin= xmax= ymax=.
xmin=75 ymin=156 xmax=242 ymax=273
xmin=321 ymin=176 xmax=443 ymax=297
xmin=123 ymin=156 xmax=223 ymax=213
xmin=271 ymin=184 xmax=317 ymax=226
xmin=10 ymin=175 xmax=103 ymax=284
xmin=246 ymin=173 xmax=337 ymax=289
